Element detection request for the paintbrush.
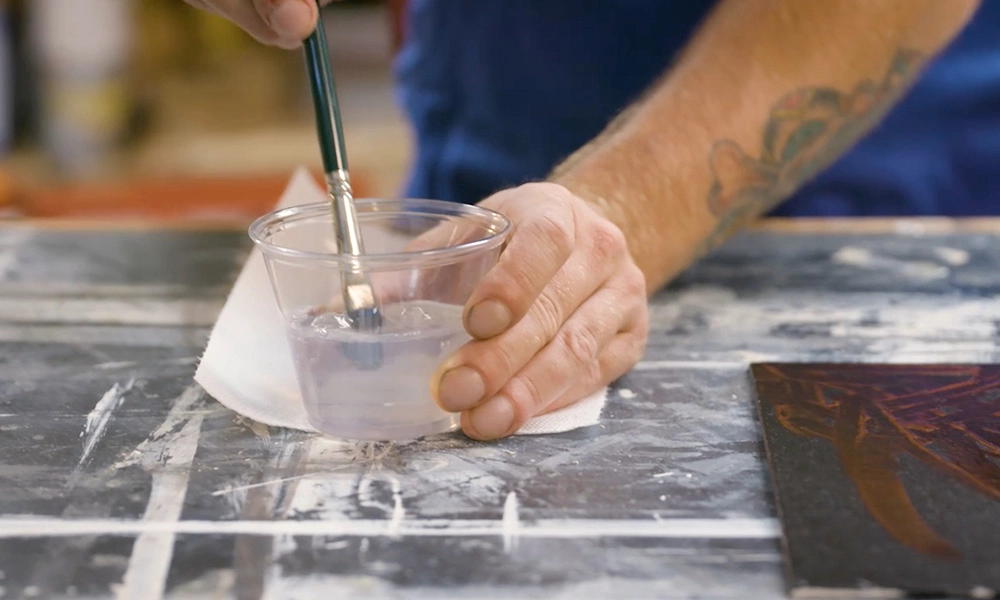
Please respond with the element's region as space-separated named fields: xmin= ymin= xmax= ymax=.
xmin=302 ymin=5 xmax=383 ymax=369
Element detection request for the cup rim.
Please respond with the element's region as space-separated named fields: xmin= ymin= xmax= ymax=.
xmin=248 ymin=198 xmax=511 ymax=269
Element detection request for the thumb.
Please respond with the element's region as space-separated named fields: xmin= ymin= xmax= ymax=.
xmin=252 ymin=0 xmax=318 ymax=46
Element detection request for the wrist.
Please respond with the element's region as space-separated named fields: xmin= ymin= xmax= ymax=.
xmin=550 ymin=153 xmax=714 ymax=294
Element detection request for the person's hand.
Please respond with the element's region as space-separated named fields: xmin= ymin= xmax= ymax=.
xmin=183 ymin=0 xmax=335 ymax=49
xmin=431 ymin=182 xmax=649 ymax=440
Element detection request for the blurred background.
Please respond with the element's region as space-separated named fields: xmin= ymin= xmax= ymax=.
xmin=0 ymin=0 xmax=411 ymax=222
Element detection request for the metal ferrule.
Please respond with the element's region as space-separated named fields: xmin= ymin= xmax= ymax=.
xmin=325 ymin=169 xmax=377 ymax=317
xmin=325 ymin=169 xmax=365 ymax=259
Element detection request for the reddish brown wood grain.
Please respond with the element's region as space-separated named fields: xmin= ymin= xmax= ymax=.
xmin=753 ymin=363 xmax=1000 ymax=559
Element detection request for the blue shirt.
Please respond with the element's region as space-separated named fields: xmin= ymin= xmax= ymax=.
xmin=393 ymin=1 xmax=1000 ymax=216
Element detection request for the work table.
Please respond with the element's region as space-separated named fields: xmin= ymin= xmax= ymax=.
xmin=0 ymin=217 xmax=996 ymax=599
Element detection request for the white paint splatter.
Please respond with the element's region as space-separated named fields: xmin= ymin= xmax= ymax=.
xmin=832 ymin=246 xmax=949 ymax=280
xmin=830 ymin=300 xmax=996 ymax=341
xmin=969 ymin=586 xmax=996 ymax=600
xmin=272 ymin=534 xmax=298 ymax=557
xmin=649 ymin=285 xmax=1000 ymax=364
xmin=93 ymin=361 xmax=136 ymax=371
xmin=730 ymin=350 xmax=782 ymax=363
xmin=831 ymin=246 xmax=876 ymax=267
xmin=93 ymin=358 xmax=197 ymax=371
xmin=502 ymin=491 xmax=520 ymax=553
xmin=617 ymin=389 xmax=636 ymax=399
xmin=78 ymin=379 xmax=135 ymax=468
xmin=116 ymin=385 xmax=206 ymax=600
xmin=933 ymin=246 xmax=970 ymax=266
xmin=652 ymin=472 xmax=674 ymax=478
xmin=0 ymin=229 xmax=30 ymax=281
xmin=386 ymin=477 xmax=404 ymax=538
xmin=863 ymin=338 xmax=997 ymax=364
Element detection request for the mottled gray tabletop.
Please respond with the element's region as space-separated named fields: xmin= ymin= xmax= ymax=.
xmin=0 ymin=217 xmax=997 ymax=600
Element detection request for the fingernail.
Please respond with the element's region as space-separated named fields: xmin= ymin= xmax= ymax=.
xmin=267 ymin=0 xmax=313 ymax=40
xmin=468 ymin=395 xmax=515 ymax=440
xmin=466 ymin=299 xmax=511 ymax=339
xmin=436 ymin=366 xmax=485 ymax=412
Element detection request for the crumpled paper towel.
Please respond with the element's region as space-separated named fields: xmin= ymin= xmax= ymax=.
xmin=194 ymin=167 xmax=607 ymax=437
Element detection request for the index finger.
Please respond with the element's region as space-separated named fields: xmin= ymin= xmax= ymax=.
xmin=464 ymin=183 xmax=577 ymax=340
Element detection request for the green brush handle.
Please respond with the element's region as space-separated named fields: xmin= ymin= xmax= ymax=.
xmin=303 ymin=3 xmax=348 ymax=174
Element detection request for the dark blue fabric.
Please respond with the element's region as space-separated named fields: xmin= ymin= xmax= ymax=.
xmin=393 ymin=1 xmax=1000 ymax=216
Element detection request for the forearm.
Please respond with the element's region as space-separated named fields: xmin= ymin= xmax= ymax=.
xmin=550 ymin=0 xmax=979 ymax=294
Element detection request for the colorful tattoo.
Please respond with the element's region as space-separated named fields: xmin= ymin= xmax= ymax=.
xmin=699 ymin=48 xmax=925 ymax=254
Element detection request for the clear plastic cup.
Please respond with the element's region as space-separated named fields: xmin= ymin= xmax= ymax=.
xmin=249 ymin=199 xmax=511 ymax=442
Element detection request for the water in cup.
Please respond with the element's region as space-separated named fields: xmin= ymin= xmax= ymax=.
xmin=287 ymin=300 xmax=469 ymax=441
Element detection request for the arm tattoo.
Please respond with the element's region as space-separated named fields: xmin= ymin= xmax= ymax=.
xmin=698 ymin=48 xmax=926 ymax=255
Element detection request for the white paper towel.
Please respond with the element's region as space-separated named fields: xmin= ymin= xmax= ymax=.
xmin=194 ymin=168 xmax=607 ymax=437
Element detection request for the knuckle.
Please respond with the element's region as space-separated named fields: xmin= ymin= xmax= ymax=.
xmin=626 ymin=303 xmax=650 ymax=350
xmin=473 ymin=340 xmax=519 ymax=392
xmin=636 ymin=315 xmax=650 ymax=343
xmin=484 ymin=258 xmax=532 ymax=304
xmin=531 ymin=290 xmax=564 ymax=342
xmin=627 ymin=327 xmax=649 ymax=363
xmin=588 ymin=221 xmax=628 ymax=263
xmin=619 ymin=263 xmax=648 ymax=298
xmin=608 ymin=355 xmax=635 ymax=382
xmin=504 ymin=375 xmax=545 ymax=420
xmin=557 ymin=321 xmax=603 ymax=366
xmin=479 ymin=187 xmax=520 ymax=212
xmin=583 ymin=359 xmax=605 ymax=387
xmin=528 ymin=210 xmax=574 ymax=256
xmin=631 ymin=331 xmax=649 ymax=360
xmin=526 ymin=181 xmax=575 ymax=202
xmin=601 ymin=343 xmax=642 ymax=382
xmin=484 ymin=182 xmax=572 ymax=214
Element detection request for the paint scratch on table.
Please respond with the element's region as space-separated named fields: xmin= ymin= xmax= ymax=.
xmin=387 ymin=477 xmax=404 ymax=538
xmin=93 ymin=357 xmax=199 ymax=371
xmin=77 ymin=379 xmax=135 ymax=469
xmin=117 ymin=385 xmax=207 ymax=600
xmin=502 ymin=491 xmax=520 ymax=554
xmin=211 ymin=472 xmax=317 ymax=497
